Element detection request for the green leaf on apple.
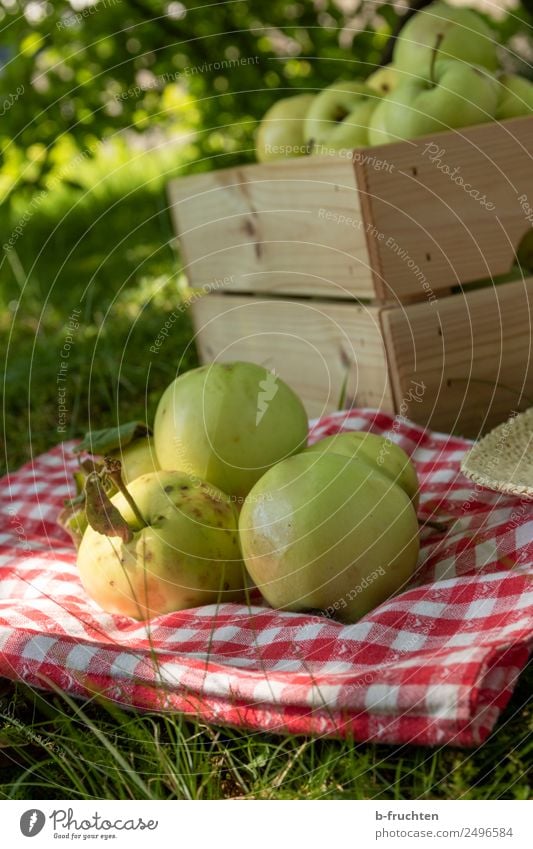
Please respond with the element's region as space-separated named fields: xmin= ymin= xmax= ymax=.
xmin=74 ymin=421 xmax=152 ymax=456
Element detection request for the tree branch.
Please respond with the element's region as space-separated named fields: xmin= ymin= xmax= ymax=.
xmin=122 ymin=0 xmax=184 ymax=41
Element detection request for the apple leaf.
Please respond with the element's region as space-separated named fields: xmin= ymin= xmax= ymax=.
xmin=63 ymin=460 xmax=116 ymax=510
xmin=84 ymin=474 xmax=133 ymax=543
xmin=73 ymin=469 xmax=87 ymax=496
xmin=336 ymin=368 xmax=349 ymax=412
xmin=73 ymin=421 xmax=152 ymax=456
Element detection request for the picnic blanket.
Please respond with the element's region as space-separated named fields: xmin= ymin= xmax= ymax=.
xmin=0 ymin=409 xmax=531 ymax=747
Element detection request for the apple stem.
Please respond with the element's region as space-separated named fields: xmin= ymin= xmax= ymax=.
xmin=429 ymin=32 xmax=445 ymax=86
xmin=84 ymin=473 xmax=134 ymax=542
xmin=104 ymin=457 xmax=148 ymax=528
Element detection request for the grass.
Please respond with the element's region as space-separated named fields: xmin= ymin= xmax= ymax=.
xmin=0 ymin=668 xmax=531 ymax=800
xmin=0 ymin=156 xmax=531 ymax=801
xmin=1 ymin=143 xmax=199 ymax=474
xmin=1 ymin=266 xmax=198 ymax=475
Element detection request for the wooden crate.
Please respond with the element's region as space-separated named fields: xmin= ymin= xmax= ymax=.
xmin=168 ymin=117 xmax=533 ymax=436
xmin=189 ymin=280 xmax=533 ymax=436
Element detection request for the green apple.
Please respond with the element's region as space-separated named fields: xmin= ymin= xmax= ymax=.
xmin=496 ymin=73 xmax=533 ymax=120
xmin=110 ymin=436 xmax=160 ymax=485
xmin=154 ymin=362 xmax=308 ymax=501
xmin=304 ymin=432 xmax=419 ymax=508
xmin=368 ymin=97 xmax=395 ymax=145
xmin=256 ymin=93 xmax=315 ymax=162
xmin=239 ymin=452 xmax=419 ymax=623
xmin=371 ymin=60 xmax=500 ymax=142
xmin=393 ymin=1 xmax=499 ymax=79
xmin=367 ymin=64 xmax=402 ymax=97
xmin=304 ymin=81 xmax=380 ymax=152
xmin=78 ymin=470 xmax=247 ymax=619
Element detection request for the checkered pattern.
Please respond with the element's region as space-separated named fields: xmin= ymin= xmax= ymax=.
xmin=0 ymin=410 xmax=531 ymax=747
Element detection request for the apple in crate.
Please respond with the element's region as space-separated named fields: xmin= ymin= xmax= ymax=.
xmin=256 ymin=93 xmax=315 ymax=162
xmin=496 ymin=74 xmax=533 ymax=119
xmin=369 ymin=60 xmax=500 ymax=144
xmin=366 ymin=64 xmax=401 ymax=97
xmin=304 ymin=80 xmax=380 ymax=151
xmin=77 ymin=466 xmax=247 ymax=620
xmin=392 ymin=1 xmax=499 ymax=79
xmin=154 ymin=362 xmax=308 ymax=501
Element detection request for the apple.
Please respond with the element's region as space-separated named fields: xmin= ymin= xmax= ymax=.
xmin=370 ymin=60 xmax=500 ymax=143
xmin=496 ymin=74 xmax=533 ymax=120
xmin=59 ymin=428 xmax=161 ymax=547
xmin=304 ymin=80 xmax=380 ymax=152
xmin=110 ymin=436 xmax=160 ymax=485
xmin=154 ymin=362 xmax=308 ymax=501
xmin=393 ymin=2 xmax=499 ymax=79
xmin=72 ymin=421 xmax=159 ymax=485
xmin=78 ymin=469 xmax=247 ymax=620
xmin=256 ymin=93 xmax=315 ymax=162
xmin=366 ymin=64 xmax=402 ymax=97
xmin=239 ymin=452 xmax=419 ymax=623
xmin=304 ymin=432 xmax=419 ymax=508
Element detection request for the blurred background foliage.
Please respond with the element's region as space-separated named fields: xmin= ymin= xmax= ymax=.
xmin=1 ymin=1 xmax=531 ymax=205
xmin=1 ymin=0 xmax=532 ymax=471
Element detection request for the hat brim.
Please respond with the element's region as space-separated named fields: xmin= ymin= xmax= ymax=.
xmin=460 ymin=408 xmax=533 ymax=499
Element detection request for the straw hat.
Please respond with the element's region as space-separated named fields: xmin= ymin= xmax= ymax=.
xmin=460 ymin=408 xmax=533 ymax=499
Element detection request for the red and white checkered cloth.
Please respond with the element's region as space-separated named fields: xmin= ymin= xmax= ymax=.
xmin=0 ymin=410 xmax=531 ymax=747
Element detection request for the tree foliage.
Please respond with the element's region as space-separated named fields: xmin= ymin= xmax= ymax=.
xmin=0 ymin=0 xmax=530 ymax=204
xmin=0 ymin=0 xmax=428 ymax=200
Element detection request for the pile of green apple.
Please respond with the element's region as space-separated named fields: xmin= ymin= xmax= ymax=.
xmin=66 ymin=361 xmax=420 ymax=623
xmin=256 ymin=2 xmax=533 ymax=160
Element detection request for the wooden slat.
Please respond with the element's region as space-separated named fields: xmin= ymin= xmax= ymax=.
xmin=357 ymin=116 xmax=533 ymax=301
xmin=381 ymin=278 xmax=533 ymax=437
xmin=190 ymin=294 xmax=394 ymax=418
xmin=169 ymin=116 xmax=533 ymax=303
xmin=168 ymin=156 xmax=375 ymax=299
